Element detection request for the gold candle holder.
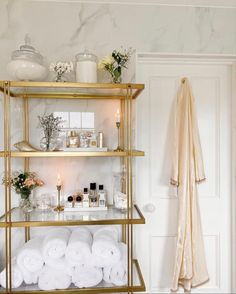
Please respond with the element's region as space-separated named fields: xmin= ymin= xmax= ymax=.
xmin=54 ymin=185 xmax=64 ymax=212
xmin=114 ymin=122 xmax=123 ymax=152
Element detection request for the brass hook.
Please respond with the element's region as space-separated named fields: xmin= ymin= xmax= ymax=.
xmin=181 ymin=77 xmax=187 ymax=84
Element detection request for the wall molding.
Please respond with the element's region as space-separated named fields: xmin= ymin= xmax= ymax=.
xmin=31 ymin=0 xmax=236 ymax=8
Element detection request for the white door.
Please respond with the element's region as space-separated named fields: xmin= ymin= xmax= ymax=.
xmin=135 ymin=56 xmax=232 ymax=293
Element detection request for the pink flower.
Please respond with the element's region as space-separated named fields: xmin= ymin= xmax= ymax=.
xmin=24 ymin=178 xmax=36 ymax=187
xmin=36 ymin=179 xmax=44 ymax=186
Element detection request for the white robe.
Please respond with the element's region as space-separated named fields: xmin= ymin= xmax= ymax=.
xmin=171 ymin=78 xmax=209 ymax=291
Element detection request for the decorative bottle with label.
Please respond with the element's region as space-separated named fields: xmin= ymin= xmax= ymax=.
xmin=89 ymin=183 xmax=98 ymax=207
xmin=65 ymin=195 xmax=74 ymax=208
xmin=98 ymin=185 xmax=106 ymax=207
xmin=74 ymin=192 xmax=83 ymax=208
xmin=82 ymin=188 xmax=90 ymax=208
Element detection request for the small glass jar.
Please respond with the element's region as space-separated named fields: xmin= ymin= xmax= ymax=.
xmin=79 ymin=132 xmax=89 ymax=148
xmin=7 ymin=34 xmax=47 ymax=81
xmin=113 ymin=172 xmax=127 ymax=211
xmin=35 ymin=193 xmax=52 ymax=211
xmin=75 ymin=50 xmax=97 ymax=83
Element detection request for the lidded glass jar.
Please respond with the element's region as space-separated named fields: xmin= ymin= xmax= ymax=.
xmin=7 ymin=34 xmax=47 ymax=81
xmin=75 ymin=50 xmax=97 ymax=83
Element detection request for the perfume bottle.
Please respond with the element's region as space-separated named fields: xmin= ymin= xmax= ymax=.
xmin=89 ymin=133 xmax=97 ymax=148
xmin=83 ymin=188 xmax=90 ymax=208
xmin=89 ymin=183 xmax=98 ymax=207
xmin=98 ymin=185 xmax=106 ymax=207
xmin=74 ymin=192 xmax=83 ymax=208
xmin=67 ymin=131 xmax=79 ymax=148
xmin=65 ymin=195 xmax=74 ymax=208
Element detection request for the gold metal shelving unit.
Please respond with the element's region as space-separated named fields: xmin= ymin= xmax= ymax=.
xmin=0 ymin=81 xmax=146 ymax=294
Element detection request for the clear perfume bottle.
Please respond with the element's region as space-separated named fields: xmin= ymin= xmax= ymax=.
xmin=83 ymin=188 xmax=90 ymax=208
xmin=67 ymin=131 xmax=79 ymax=148
xmin=89 ymin=183 xmax=98 ymax=207
xmin=65 ymin=195 xmax=74 ymax=208
xmin=98 ymin=184 xmax=106 ymax=207
xmin=74 ymin=192 xmax=83 ymax=208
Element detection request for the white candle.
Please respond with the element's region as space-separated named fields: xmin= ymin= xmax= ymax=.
xmin=76 ymin=60 xmax=97 ymax=83
xmin=57 ymin=174 xmax=62 ymax=186
xmin=116 ymin=109 xmax=120 ymax=123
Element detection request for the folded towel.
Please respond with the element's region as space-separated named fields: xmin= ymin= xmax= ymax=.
xmin=45 ymin=257 xmax=73 ymax=276
xmin=65 ymin=227 xmax=93 ymax=267
xmin=103 ymin=242 xmax=127 ymax=286
xmin=72 ymin=264 xmax=103 ymax=288
xmin=92 ymin=227 xmax=121 ymax=267
xmin=16 ymin=237 xmax=44 ymax=273
xmin=38 ymin=265 xmax=71 ymax=290
xmin=0 ymin=262 xmax=23 ymax=288
xmin=42 ymin=228 xmax=70 ymax=260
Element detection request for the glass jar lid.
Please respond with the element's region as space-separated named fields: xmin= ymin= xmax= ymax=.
xmin=75 ymin=49 xmax=97 ymax=63
xmin=11 ymin=34 xmax=44 ymax=65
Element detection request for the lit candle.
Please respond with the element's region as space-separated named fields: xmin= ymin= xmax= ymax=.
xmin=57 ymin=174 xmax=62 ymax=186
xmin=116 ymin=109 xmax=120 ymax=123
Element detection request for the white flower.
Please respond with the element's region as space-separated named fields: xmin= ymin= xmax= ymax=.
xmin=98 ymin=54 xmax=114 ymax=70
xmin=49 ymin=61 xmax=74 ymax=74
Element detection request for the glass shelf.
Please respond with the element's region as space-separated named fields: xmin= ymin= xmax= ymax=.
xmin=0 ymin=81 xmax=144 ymax=100
xmin=7 ymin=150 xmax=144 ymax=158
xmin=0 ymin=260 xmax=145 ymax=293
xmin=0 ymin=205 xmax=145 ymax=227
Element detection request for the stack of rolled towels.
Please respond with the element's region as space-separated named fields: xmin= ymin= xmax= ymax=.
xmin=0 ymin=226 xmax=128 ymax=290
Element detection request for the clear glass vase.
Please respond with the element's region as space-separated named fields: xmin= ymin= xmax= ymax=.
xmin=40 ymin=136 xmax=57 ymax=151
xmin=19 ymin=197 xmax=33 ymax=213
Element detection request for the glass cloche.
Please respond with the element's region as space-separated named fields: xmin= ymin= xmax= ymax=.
xmin=7 ymin=35 xmax=48 ymax=81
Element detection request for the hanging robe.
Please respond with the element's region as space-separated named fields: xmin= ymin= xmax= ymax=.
xmin=171 ymin=78 xmax=209 ymax=292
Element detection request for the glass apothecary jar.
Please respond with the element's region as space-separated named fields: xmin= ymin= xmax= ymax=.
xmin=75 ymin=50 xmax=97 ymax=83
xmin=113 ymin=172 xmax=127 ymax=212
xmin=7 ymin=35 xmax=48 ymax=81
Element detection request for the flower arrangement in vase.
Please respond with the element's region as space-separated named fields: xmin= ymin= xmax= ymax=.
xmin=11 ymin=172 xmax=44 ymax=213
xmin=49 ymin=61 xmax=73 ymax=82
xmin=98 ymin=48 xmax=134 ymax=83
xmin=38 ymin=113 xmax=63 ymax=151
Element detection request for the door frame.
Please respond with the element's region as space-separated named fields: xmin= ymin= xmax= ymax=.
xmin=135 ymin=52 xmax=236 ymax=292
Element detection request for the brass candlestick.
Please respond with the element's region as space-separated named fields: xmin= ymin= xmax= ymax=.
xmin=114 ymin=122 xmax=123 ymax=152
xmin=54 ymin=185 xmax=64 ymax=212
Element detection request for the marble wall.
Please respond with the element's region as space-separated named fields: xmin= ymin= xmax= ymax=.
xmin=0 ymin=0 xmax=235 ymax=81
xmin=0 ymin=0 xmax=235 ymax=213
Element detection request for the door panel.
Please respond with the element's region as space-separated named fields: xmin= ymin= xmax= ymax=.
xmin=136 ymin=59 xmax=231 ymax=293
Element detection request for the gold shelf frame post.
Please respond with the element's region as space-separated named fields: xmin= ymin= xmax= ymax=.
xmin=23 ymin=95 xmax=30 ymax=242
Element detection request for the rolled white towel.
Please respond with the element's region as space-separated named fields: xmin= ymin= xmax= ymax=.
xmin=72 ymin=264 xmax=103 ymax=288
xmin=16 ymin=237 xmax=44 ymax=273
xmin=103 ymin=242 xmax=127 ymax=286
xmin=0 ymin=262 xmax=23 ymax=288
xmin=45 ymin=257 xmax=73 ymax=276
xmin=65 ymin=227 xmax=92 ymax=267
xmin=92 ymin=227 xmax=121 ymax=267
xmin=42 ymin=228 xmax=70 ymax=260
xmin=19 ymin=266 xmax=41 ymax=285
xmin=38 ymin=265 xmax=71 ymax=291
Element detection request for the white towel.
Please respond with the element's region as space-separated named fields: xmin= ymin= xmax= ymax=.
xmin=45 ymin=257 xmax=73 ymax=276
xmin=103 ymin=242 xmax=127 ymax=286
xmin=65 ymin=227 xmax=93 ymax=267
xmin=38 ymin=265 xmax=71 ymax=291
xmin=19 ymin=266 xmax=40 ymax=285
xmin=72 ymin=264 xmax=103 ymax=288
xmin=92 ymin=227 xmax=121 ymax=267
xmin=0 ymin=262 xmax=23 ymax=289
xmin=16 ymin=237 xmax=44 ymax=273
xmin=42 ymin=228 xmax=70 ymax=260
